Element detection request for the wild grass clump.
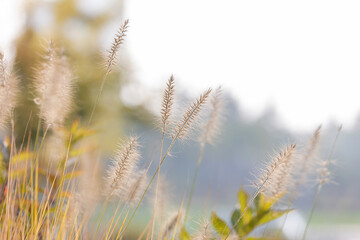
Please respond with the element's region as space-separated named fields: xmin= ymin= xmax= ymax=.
xmin=0 ymin=18 xmax=342 ymax=240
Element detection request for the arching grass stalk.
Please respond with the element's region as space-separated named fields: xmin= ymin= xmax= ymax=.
xmin=4 ymin=115 xmax=16 ymax=238
xmin=224 ymin=180 xmax=267 ymax=239
xmin=184 ymin=86 xmax=223 ymax=225
xmin=302 ymin=126 xmax=341 ymax=240
xmin=30 ymin=117 xmax=42 ymax=233
xmin=183 ymin=142 xmax=205 ymax=224
xmin=276 ymin=126 xmax=322 ymax=239
xmin=225 ymin=144 xmax=296 ymax=239
xmin=86 ymin=19 xmax=129 ymax=131
xmin=150 ymin=132 xmax=165 ymax=240
xmin=274 ymin=184 xmax=298 ymax=239
xmin=86 ymin=70 xmax=110 ymax=131
xmin=48 ymin=133 xmax=74 ymax=239
xmin=115 ymin=208 xmax=130 ymax=240
xmin=171 ymin=193 xmax=186 ymax=240
xmin=118 ymin=88 xmax=212 ymax=238
xmin=92 ymin=189 xmax=115 ymax=239
xmin=107 ymin=164 xmax=152 ymax=240
xmin=105 ymin=202 xmax=126 ymax=240
xmin=33 ymin=122 xmax=50 ymax=237
xmin=151 ymin=75 xmax=174 ymax=240
xmin=118 ymin=137 xmax=177 ymax=239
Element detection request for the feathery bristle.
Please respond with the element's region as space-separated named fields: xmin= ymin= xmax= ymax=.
xmin=65 ymin=193 xmax=82 ymax=229
xmin=125 ymin=170 xmax=147 ymax=206
xmin=316 ymin=159 xmax=332 ymax=185
xmin=267 ymin=150 xmax=295 ymax=198
xmin=172 ymin=88 xmax=212 ymax=140
xmin=34 ymin=42 xmax=75 ymax=128
xmin=152 ymin=175 xmax=170 ymax=224
xmin=106 ymin=19 xmax=129 ymax=72
xmin=160 ymin=211 xmax=182 ymax=239
xmin=0 ymin=52 xmax=19 ymax=129
xmin=315 ymin=125 xmax=341 ymax=186
xmin=107 ymin=137 xmax=140 ymax=196
xmin=297 ymin=125 xmax=322 ymax=185
xmin=193 ymin=220 xmax=212 ymax=240
xmin=255 ymin=144 xmax=296 ymax=199
xmin=161 ymin=75 xmax=175 ymax=134
xmin=199 ymin=86 xmax=224 ymax=145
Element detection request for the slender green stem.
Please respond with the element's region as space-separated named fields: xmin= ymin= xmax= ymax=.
xmin=118 ymin=93 xmax=207 ymax=238
xmin=34 ymin=123 xmax=50 ymax=236
xmin=151 ymin=133 xmax=165 ymax=240
xmin=224 ymin=180 xmax=267 ymax=239
xmin=301 ymin=127 xmax=341 ymax=240
xmin=93 ymin=192 xmax=113 ymax=239
xmin=31 ymin=117 xmax=42 ymax=231
xmin=275 ymin=186 xmax=297 ymax=239
xmin=118 ymin=138 xmax=177 ymax=238
xmin=86 ymin=69 xmax=110 ymax=131
xmin=105 ymin=199 xmax=124 ymax=240
xmin=115 ymin=208 xmax=130 ymax=240
xmin=184 ymin=143 xmax=205 ymax=224
xmin=302 ymin=185 xmax=322 ymax=240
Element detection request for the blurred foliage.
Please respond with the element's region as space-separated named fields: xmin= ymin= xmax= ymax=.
xmin=180 ymin=189 xmax=290 ymax=240
xmin=0 ymin=120 xmax=91 ymax=237
xmin=12 ymin=0 xmax=145 ymax=151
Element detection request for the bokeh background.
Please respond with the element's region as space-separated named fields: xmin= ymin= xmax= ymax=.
xmin=1 ymin=0 xmax=359 ymax=239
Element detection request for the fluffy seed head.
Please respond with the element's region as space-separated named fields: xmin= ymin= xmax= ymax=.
xmin=151 ymin=175 xmax=171 ymax=228
xmin=316 ymin=159 xmax=333 ymax=186
xmin=193 ymin=220 xmax=213 ymax=240
xmin=160 ymin=75 xmax=175 ymax=134
xmin=172 ymin=88 xmax=212 ymax=140
xmin=106 ymin=19 xmax=129 ymax=72
xmin=315 ymin=125 xmax=341 ymax=186
xmin=106 ymin=137 xmax=140 ymax=196
xmin=160 ymin=211 xmax=182 ymax=239
xmin=296 ymin=125 xmax=321 ymax=185
xmin=0 ymin=52 xmax=19 ymax=129
xmin=255 ymin=144 xmax=296 ymax=199
xmin=34 ymin=41 xmax=75 ymax=128
xmin=199 ymin=86 xmax=224 ymax=145
xmin=124 ymin=170 xmax=147 ymax=206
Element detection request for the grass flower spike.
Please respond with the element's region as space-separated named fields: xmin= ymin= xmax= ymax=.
xmin=0 ymin=52 xmax=19 ymax=129
xmin=34 ymin=42 xmax=74 ymax=128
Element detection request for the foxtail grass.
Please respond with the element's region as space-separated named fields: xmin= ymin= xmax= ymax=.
xmin=302 ymin=125 xmax=341 ymax=240
xmin=225 ymin=144 xmax=296 ymax=239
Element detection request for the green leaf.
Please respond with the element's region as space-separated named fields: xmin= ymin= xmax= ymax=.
xmin=246 ymin=237 xmax=266 ymax=240
xmin=257 ymin=209 xmax=293 ymax=226
xmin=231 ymin=209 xmax=245 ymax=237
xmin=179 ymin=227 xmax=191 ymax=240
xmin=254 ymin=193 xmax=277 ymax=213
xmin=238 ymin=189 xmax=248 ymax=211
xmin=241 ymin=209 xmax=270 ymax=236
xmin=238 ymin=189 xmax=252 ymax=224
xmin=211 ymin=212 xmax=231 ymax=238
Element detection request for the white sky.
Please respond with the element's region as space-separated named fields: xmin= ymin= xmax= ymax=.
xmin=124 ymin=0 xmax=360 ymax=131
xmin=1 ymin=0 xmax=360 ymax=131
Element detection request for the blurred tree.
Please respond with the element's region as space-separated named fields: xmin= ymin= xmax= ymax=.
xmin=12 ymin=0 xmax=150 ymax=151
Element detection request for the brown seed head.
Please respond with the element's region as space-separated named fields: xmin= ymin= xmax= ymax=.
xmin=161 ymin=75 xmax=175 ymax=134
xmin=106 ymin=19 xmax=129 ymax=73
xmin=199 ymin=86 xmax=224 ymax=145
xmin=107 ymin=137 xmax=140 ymax=196
xmin=172 ymin=88 xmax=212 ymax=140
